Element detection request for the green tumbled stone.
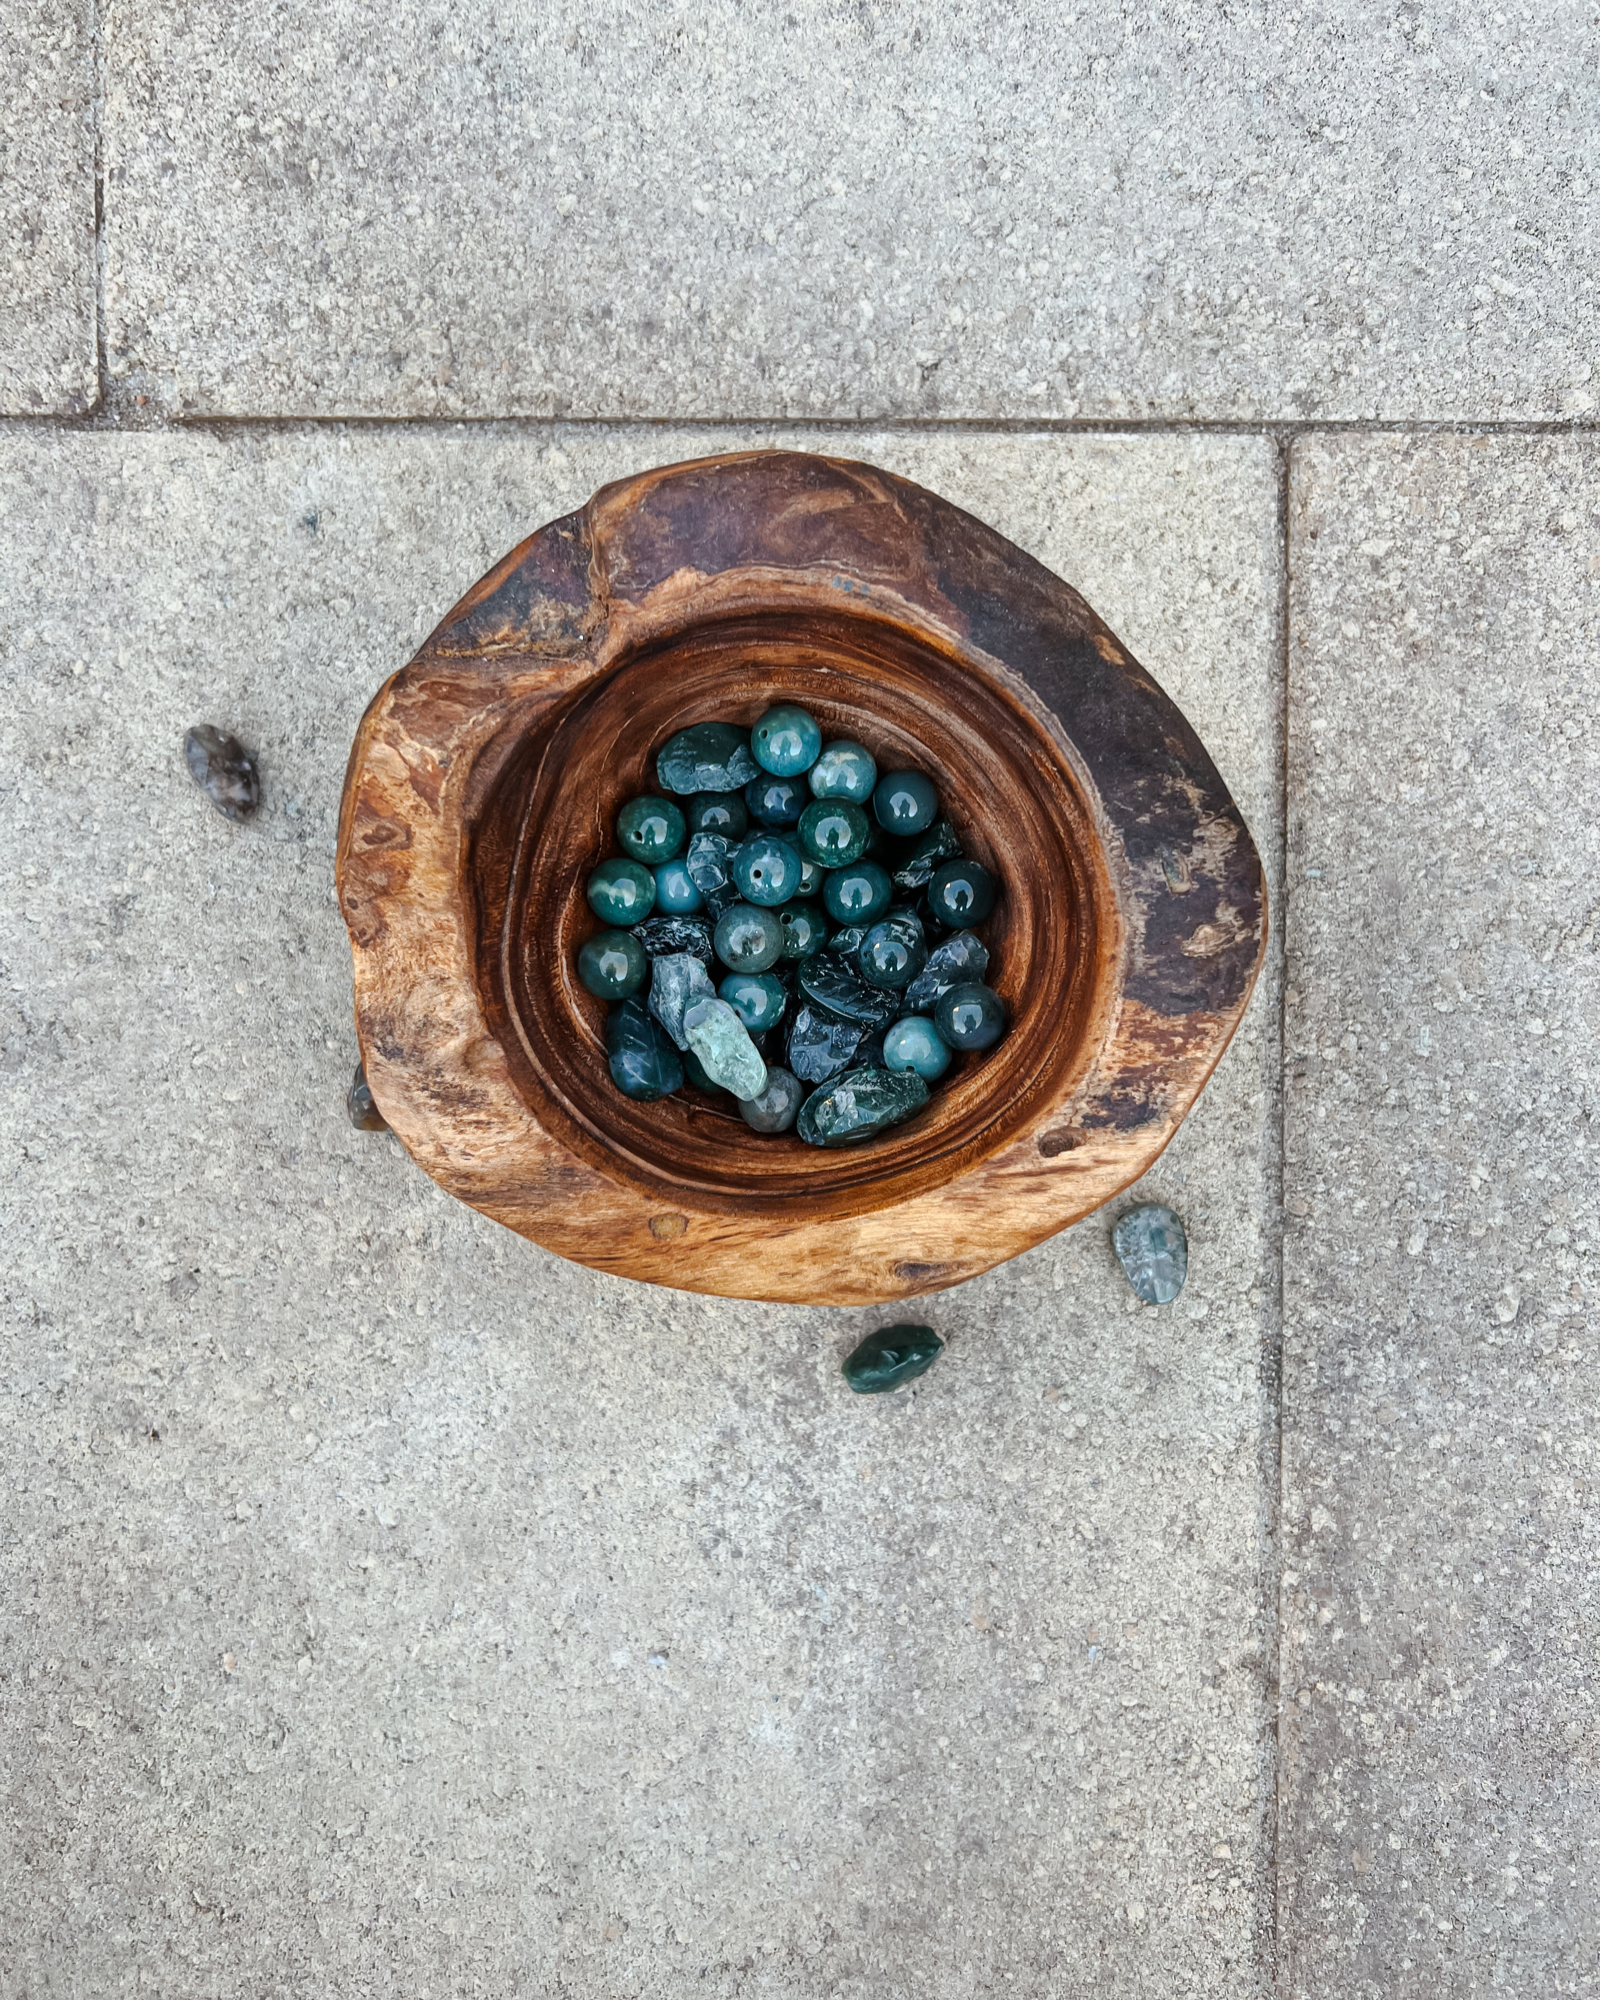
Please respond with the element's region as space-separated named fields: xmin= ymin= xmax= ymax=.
xmin=796 ymin=1065 xmax=930 ymax=1146
xmin=606 ymin=999 xmax=685 ymax=1101
xmin=928 ymin=857 xmax=998 ymax=927
xmin=882 ymin=1014 xmax=952 ymax=1080
xmin=901 ymin=929 xmax=988 ymax=1015
xmin=657 ymin=722 xmax=759 ymax=795
xmin=797 ymin=799 xmax=871 ymax=867
xmin=617 ymin=794 xmax=686 ymax=865
xmin=648 ymin=952 xmax=717 ymax=1049
xmin=776 ymin=902 xmax=828 ymax=960
xmin=714 ymin=902 xmax=786 ymax=974
xmin=1113 ymin=1205 xmax=1188 ymax=1304
xmin=843 ymin=1323 xmax=943 ymax=1393
xmin=797 ymin=951 xmax=900 ymax=1030
xmin=719 ymin=970 xmax=788 ymax=1035
xmin=857 ymin=912 xmax=928 ymax=990
xmin=683 ymin=997 xmax=768 ymax=1101
xmin=822 ymin=859 xmax=893 ymax=925
xmin=729 ymin=833 xmax=805 ymax=907
xmin=808 ymin=739 xmax=878 ymax=804
xmin=751 ymin=703 xmax=822 ymax=777
xmin=786 ymin=1002 xmax=864 ymax=1084
xmin=872 ymin=769 xmax=939 ymax=835
xmin=578 ymin=927 xmax=648 ymax=1000
xmin=685 ymin=832 xmax=740 ymax=918
xmin=632 ymin=915 xmax=715 ymax=964
xmin=892 ymin=818 xmax=961 ymax=890
xmin=685 ymin=791 xmax=748 ymax=840
xmin=824 ymin=923 xmax=868 ymax=956
xmin=587 ymin=857 xmax=656 ymax=926
xmin=934 ymin=980 xmax=1007 ymax=1051
xmin=739 ymin=1064 xmax=804 ymax=1134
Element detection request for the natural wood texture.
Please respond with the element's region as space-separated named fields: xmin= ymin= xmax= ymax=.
xmin=336 ymin=451 xmax=1266 ymax=1304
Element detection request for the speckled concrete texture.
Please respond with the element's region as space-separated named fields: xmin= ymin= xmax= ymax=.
xmin=0 ymin=0 xmax=96 ymax=412
xmin=1280 ymin=435 xmax=1600 ymax=1996
xmin=102 ymin=1 xmax=1598 ymax=421
xmin=0 ymin=429 xmax=1282 ymax=1994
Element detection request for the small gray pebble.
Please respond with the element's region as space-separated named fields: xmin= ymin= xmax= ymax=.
xmin=347 ymin=1060 xmax=388 ymax=1131
xmin=184 ymin=724 xmax=259 ymax=821
xmin=739 ymin=1065 xmax=804 ymax=1134
xmin=1113 ymin=1204 xmax=1187 ymax=1304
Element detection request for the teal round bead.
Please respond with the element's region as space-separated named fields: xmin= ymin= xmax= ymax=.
xmin=935 ymin=980 xmax=1007 ymax=1050
xmin=808 ymin=740 xmax=877 ymax=804
xmin=713 ymin=902 xmax=785 ymax=974
xmin=616 ymin=794 xmax=685 ymax=865
xmin=751 ymin=703 xmax=822 ymax=777
xmin=653 ymin=856 xmax=704 ymax=914
xmin=822 ymin=859 xmax=892 ymax=924
xmin=745 ymin=773 xmax=806 ymax=828
xmin=873 ymin=768 xmax=939 ymax=835
xmin=728 ymin=833 xmax=805 ymax=908
xmin=857 ymin=913 xmax=928 ymax=990
xmin=798 ymin=799 xmax=871 ymax=866
xmin=587 ymin=856 xmax=656 ymax=925
xmin=882 ymin=1015 xmax=952 ymax=1081
xmin=685 ymin=791 xmax=748 ymax=841
xmin=794 ymin=856 xmax=824 ymax=899
xmin=928 ymin=857 xmax=997 ymax=926
xmin=739 ymin=1064 xmax=804 ymax=1134
xmin=777 ymin=902 xmax=828 ymax=960
xmin=578 ymin=928 xmax=647 ymax=1000
xmin=719 ymin=970 xmax=788 ymax=1034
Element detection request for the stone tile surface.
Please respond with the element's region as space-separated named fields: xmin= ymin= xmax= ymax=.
xmin=103 ymin=1 xmax=1597 ymax=421
xmin=1280 ymin=436 xmax=1600 ymax=1995
xmin=0 ymin=0 xmax=96 ymax=412
xmin=0 ymin=427 xmax=1280 ymax=1994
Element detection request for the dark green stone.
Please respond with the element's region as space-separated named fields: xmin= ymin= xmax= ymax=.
xmin=652 ymin=856 xmax=705 ymax=914
xmin=797 ymin=951 xmax=899 ymax=1030
xmin=796 ymin=1066 xmax=930 ymax=1147
xmin=882 ymin=1014 xmax=952 ymax=1080
xmin=657 ymin=722 xmax=758 ymax=795
xmin=856 ymin=912 xmax=928 ymax=990
xmin=872 ymin=769 xmax=939 ymax=835
xmin=719 ymin=970 xmax=789 ymax=1034
xmin=587 ymin=857 xmax=656 ymax=926
xmin=776 ymin=902 xmax=828 ymax=960
xmin=729 ymin=833 xmax=805 ymax=907
xmin=745 ymin=772 xmax=807 ymax=828
xmin=648 ymin=952 xmax=717 ymax=1048
xmin=843 ymin=1323 xmax=943 ymax=1393
xmin=824 ymin=923 xmax=869 ymax=956
xmin=822 ymin=859 xmax=893 ymax=925
xmin=578 ymin=927 xmax=648 ymax=999
xmin=935 ymin=980 xmax=1007 ymax=1051
xmin=892 ymin=818 xmax=962 ymax=890
xmin=713 ymin=902 xmax=785 ymax=973
xmin=680 ymin=1046 xmax=729 ymax=1095
xmin=901 ymin=929 xmax=989 ymax=1015
xmin=786 ymin=1003 xmax=864 ymax=1084
xmin=794 ymin=855 xmax=824 ymax=899
xmin=739 ymin=1064 xmax=804 ymax=1134
xmin=632 ymin=915 xmax=715 ymax=965
xmin=686 ymin=791 xmax=748 ymax=840
xmin=685 ymin=832 xmax=740 ymax=918
xmin=347 ymin=1060 xmax=388 ymax=1131
xmin=797 ymin=798 xmax=871 ymax=866
xmin=616 ymin=794 xmax=686 ymax=865
xmin=606 ymin=999 xmax=684 ymax=1101
xmin=751 ymin=703 xmax=822 ymax=777
xmin=807 ymin=739 xmax=877 ymax=804
xmin=928 ymin=857 xmax=998 ymax=927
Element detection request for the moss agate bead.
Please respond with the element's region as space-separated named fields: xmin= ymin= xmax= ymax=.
xmin=617 ymin=794 xmax=686 ymax=865
xmin=578 ymin=928 xmax=647 ymax=1000
xmin=777 ymin=902 xmax=827 ymax=960
xmin=928 ymin=857 xmax=997 ymax=927
xmin=808 ymin=739 xmax=877 ymax=804
xmin=751 ymin=703 xmax=822 ymax=777
xmin=797 ymin=799 xmax=871 ymax=867
xmin=794 ymin=855 xmax=824 ymax=899
xmin=729 ymin=833 xmax=805 ymax=908
xmin=872 ymin=769 xmax=939 ymax=835
xmin=714 ymin=902 xmax=785 ymax=973
xmin=745 ymin=772 xmax=807 ymax=828
xmin=857 ymin=913 xmax=928 ymax=990
xmin=739 ymin=1064 xmax=804 ymax=1134
xmin=843 ymin=1323 xmax=943 ymax=1393
xmin=935 ymin=980 xmax=1007 ymax=1051
xmin=653 ymin=856 xmax=704 ymax=914
xmin=606 ymin=999 xmax=684 ymax=1101
xmin=587 ymin=856 xmax=656 ymax=925
xmin=822 ymin=859 xmax=892 ymax=925
xmin=685 ymin=791 xmax=748 ymax=840
xmin=882 ymin=1014 xmax=952 ymax=1080
xmin=719 ymin=970 xmax=788 ymax=1035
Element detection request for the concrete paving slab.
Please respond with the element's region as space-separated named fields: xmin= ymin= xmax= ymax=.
xmin=103 ymin=2 xmax=1597 ymax=421
xmin=0 ymin=426 xmax=1280 ymax=1994
xmin=1280 ymin=435 xmax=1600 ymax=1995
xmin=0 ymin=0 xmax=96 ymax=412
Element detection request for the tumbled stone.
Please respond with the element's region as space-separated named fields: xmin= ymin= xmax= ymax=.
xmin=1113 ymin=1204 xmax=1188 ymax=1305
xmin=680 ymin=1046 xmax=727 ymax=1095
xmin=842 ymin=1323 xmax=943 ymax=1394
xmin=891 ymin=817 xmax=961 ymax=890
xmin=739 ymin=1065 xmax=805 ymax=1135
xmin=632 ymin=915 xmax=715 ymax=965
xmin=606 ymin=999 xmax=685 ymax=1102
xmin=798 ymin=951 xmax=899 ymax=1030
xmin=346 ymin=1060 xmax=388 ymax=1131
xmin=901 ymin=929 xmax=989 ymax=1015
xmin=184 ymin=723 xmax=259 ymax=821
xmin=824 ymin=924 xmax=868 ymax=957
xmin=685 ymin=831 xmax=740 ymax=918
xmin=657 ymin=722 xmax=758 ymax=795
xmin=648 ymin=952 xmax=717 ymax=1050
xmin=682 ymin=997 xmax=768 ymax=1101
xmin=796 ymin=1066 xmax=930 ymax=1146
xmin=853 ymin=1028 xmax=889 ymax=1070
xmin=786 ymin=1003 xmax=864 ymax=1084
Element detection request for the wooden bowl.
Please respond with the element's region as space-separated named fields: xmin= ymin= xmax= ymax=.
xmin=336 ymin=451 xmax=1265 ymax=1305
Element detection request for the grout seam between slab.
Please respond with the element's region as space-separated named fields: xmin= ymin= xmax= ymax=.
xmin=87 ymin=0 xmax=108 ymax=420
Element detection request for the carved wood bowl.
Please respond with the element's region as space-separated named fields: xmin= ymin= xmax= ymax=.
xmin=336 ymin=451 xmax=1266 ymax=1305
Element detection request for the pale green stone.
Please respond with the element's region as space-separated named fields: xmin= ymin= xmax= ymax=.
xmin=682 ymin=997 xmax=769 ymax=1102
xmin=1112 ymin=1204 xmax=1188 ymax=1304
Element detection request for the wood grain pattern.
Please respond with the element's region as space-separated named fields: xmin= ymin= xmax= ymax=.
xmin=336 ymin=451 xmax=1266 ymax=1305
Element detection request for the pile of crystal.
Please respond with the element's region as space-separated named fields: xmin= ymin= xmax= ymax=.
xmin=577 ymin=705 xmax=1008 ymax=1147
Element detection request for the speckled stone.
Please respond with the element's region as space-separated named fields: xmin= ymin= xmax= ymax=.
xmin=785 ymin=1003 xmax=864 ymax=1086
xmin=183 ymin=724 xmax=259 ymax=821
xmin=842 ymin=1323 xmax=943 ymax=1394
xmin=682 ymin=996 xmax=767 ymax=1101
xmin=795 ymin=1065 xmax=930 ymax=1147
xmin=797 ymin=950 xmax=899 ymax=1031
xmin=684 ymin=831 xmax=740 ymax=918
xmin=631 ymin=915 xmax=715 ymax=965
xmin=1112 ymin=1205 xmax=1188 ymax=1305
xmin=891 ymin=818 xmax=961 ymax=890
xmin=737 ymin=1064 xmax=804 ymax=1135
xmin=647 ymin=952 xmax=716 ymax=1051
xmin=656 ymin=722 xmax=757 ymax=795
xmin=346 ymin=1060 xmax=388 ymax=1131
xmin=902 ymin=930 xmax=989 ymax=1016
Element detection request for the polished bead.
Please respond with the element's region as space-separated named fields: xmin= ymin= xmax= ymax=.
xmin=648 ymin=952 xmax=717 ymax=1049
xmin=794 ymin=855 xmax=824 ymax=899
xmin=744 ymin=772 xmax=807 ymax=828
xmin=797 ymin=951 xmax=900 ymax=1030
xmin=776 ymin=902 xmax=828 ymax=960
xmin=632 ymin=914 xmax=715 ymax=964
xmin=719 ymin=970 xmax=789 ymax=1035
xmin=739 ymin=1064 xmax=804 ymax=1134
xmin=714 ymin=902 xmax=785 ymax=973
xmin=843 ymin=1323 xmax=943 ymax=1393
xmin=796 ymin=1066 xmax=930 ymax=1146
xmin=681 ymin=1046 xmax=728 ymax=1094
xmin=786 ymin=1003 xmax=864 ymax=1084
xmin=685 ymin=832 xmax=740 ymax=917
xmin=652 ymin=856 xmax=704 ymax=914
xmin=685 ymin=791 xmax=748 ymax=840
xmin=682 ymin=997 xmax=768 ymax=1101
xmin=184 ymin=723 xmax=260 ymax=821
xmin=872 ymin=768 xmax=939 ymax=835
xmin=808 ymin=739 xmax=878 ymax=803
xmin=656 ymin=722 xmax=758 ymax=794
xmin=606 ymin=999 xmax=685 ymax=1101
xmin=587 ymin=856 xmax=656 ymax=925
xmin=935 ymin=980 xmax=1007 ymax=1050
xmin=857 ymin=912 xmax=928 ymax=990
xmin=882 ymin=1015 xmax=952 ymax=1080
xmin=617 ymin=793 xmax=686 ymax=865
xmin=797 ymin=798 xmax=871 ymax=866
xmin=347 ymin=1059 xmax=388 ymax=1131
xmin=578 ymin=927 xmax=648 ymax=1000
xmin=822 ymin=858 xmax=893 ymax=925
xmin=1113 ymin=1204 xmax=1188 ymax=1305
xmin=751 ymin=703 xmax=822 ymax=777
xmin=928 ymin=857 xmax=997 ymax=927
xmin=901 ymin=929 xmax=989 ymax=1015
xmin=892 ymin=817 xmax=961 ymax=889
xmin=729 ymin=833 xmax=805 ymax=907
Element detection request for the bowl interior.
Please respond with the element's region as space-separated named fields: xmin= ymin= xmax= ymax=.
xmin=477 ymin=605 xmax=1114 ymax=1220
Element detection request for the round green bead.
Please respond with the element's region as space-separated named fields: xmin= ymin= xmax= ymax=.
xmin=822 ymin=859 xmax=892 ymax=924
xmin=719 ymin=970 xmax=789 ymax=1035
xmin=798 ymin=798 xmax=870 ymax=867
xmin=728 ymin=833 xmax=805 ymax=908
xmin=857 ymin=913 xmax=928 ymax=990
xmin=653 ymin=856 xmax=704 ymax=914
xmin=751 ymin=703 xmax=822 ymax=777
xmin=808 ymin=740 xmax=877 ymax=804
xmin=685 ymin=791 xmax=748 ymax=840
xmin=935 ymin=980 xmax=1007 ymax=1051
xmin=794 ymin=855 xmax=824 ymax=899
xmin=745 ymin=773 xmax=807 ymax=828
xmin=713 ymin=902 xmax=785 ymax=974
xmin=777 ymin=902 xmax=828 ymax=960
xmin=578 ymin=928 xmax=647 ymax=1000
xmin=928 ymin=857 xmax=997 ymax=927
xmin=882 ymin=1015 xmax=952 ymax=1081
xmin=587 ymin=856 xmax=656 ymax=925
xmin=873 ymin=769 xmax=939 ymax=835
xmin=616 ymin=794 xmax=685 ymax=865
